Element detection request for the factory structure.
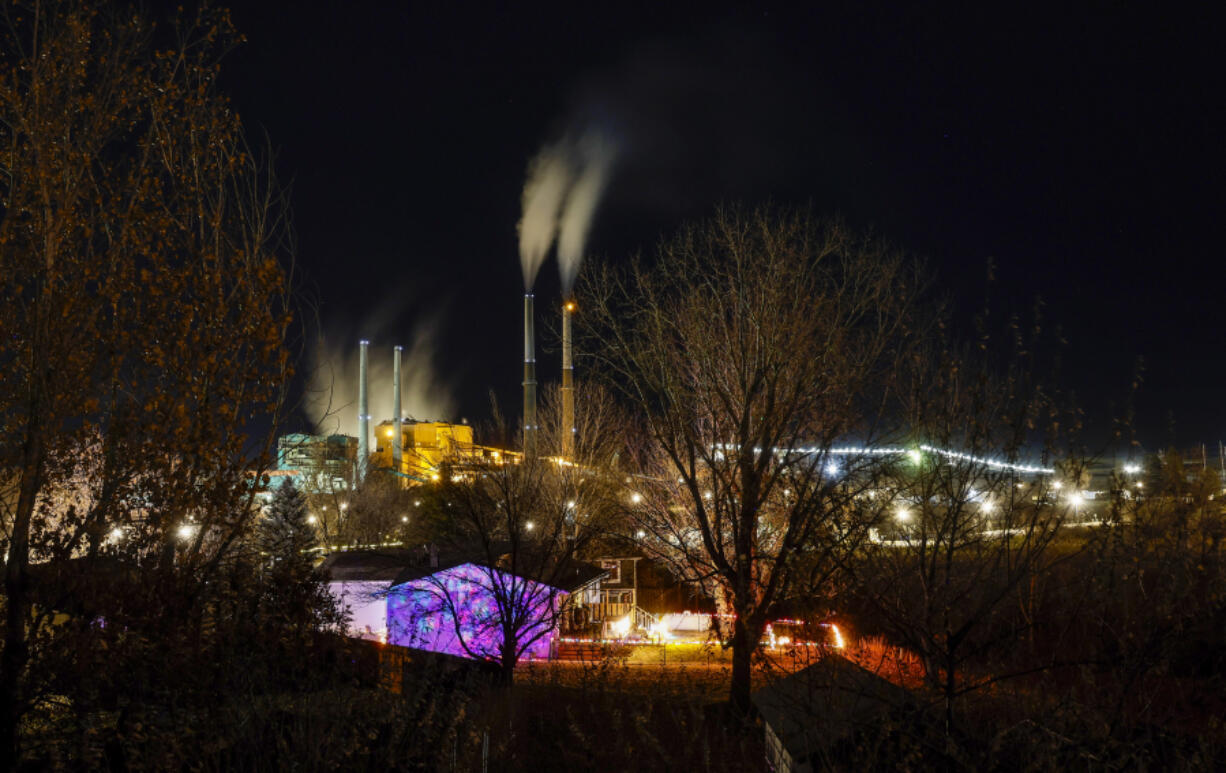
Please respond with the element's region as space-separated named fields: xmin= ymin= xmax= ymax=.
xmin=272 ymin=293 xmax=576 ymax=494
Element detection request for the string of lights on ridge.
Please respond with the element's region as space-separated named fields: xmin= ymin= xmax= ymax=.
xmin=713 ymin=443 xmax=1055 ymax=476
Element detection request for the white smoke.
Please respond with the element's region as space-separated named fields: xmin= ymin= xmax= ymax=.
xmin=518 ymin=144 xmax=574 ymax=290
xmin=305 ymin=316 xmax=456 ymax=438
xmin=518 ymin=129 xmax=619 ymax=293
xmin=557 ymin=132 xmax=618 ymax=295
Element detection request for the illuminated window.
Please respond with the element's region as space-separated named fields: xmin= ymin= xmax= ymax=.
xmin=600 ymin=560 xmax=621 ymax=584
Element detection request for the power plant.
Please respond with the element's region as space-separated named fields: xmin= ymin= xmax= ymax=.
xmin=280 ymin=321 xmax=556 ymax=492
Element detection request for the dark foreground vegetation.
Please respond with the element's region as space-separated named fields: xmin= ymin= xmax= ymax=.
xmin=2 ymin=1 xmax=1224 ymax=770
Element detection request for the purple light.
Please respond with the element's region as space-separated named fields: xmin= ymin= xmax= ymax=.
xmin=387 ymin=563 xmax=566 ymax=663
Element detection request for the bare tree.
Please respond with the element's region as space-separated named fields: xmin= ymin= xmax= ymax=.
xmin=579 ymin=206 xmax=923 ymax=711
xmin=401 ymin=385 xmax=626 ymax=684
xmin=847 ymin=321 xmax=1084 ymax=737
xmin=0 ymin=2 xmax=294 ymax=762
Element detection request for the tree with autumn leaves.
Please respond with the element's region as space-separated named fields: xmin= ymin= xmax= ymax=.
xmin=0 ymin=1 xmax=297 ymax=764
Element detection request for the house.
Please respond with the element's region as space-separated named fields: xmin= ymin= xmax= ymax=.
xmin=386 ymin=560 xmax=604 ymax=661
xmin=752 ymin=656 xmax=913 ymax=772
xmin=321 ymin=549 xmax=420 ymax=641
xmin=322 ymin=547 xmax=606 ymax=660
xmin=595 ymin=556 xmax=639 ymax=618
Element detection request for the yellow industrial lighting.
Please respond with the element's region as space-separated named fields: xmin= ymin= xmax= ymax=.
xmin=564 ymin=300 xmax=577 ymax=312
xmin=385 ymin=428 xmax=394 ymax=438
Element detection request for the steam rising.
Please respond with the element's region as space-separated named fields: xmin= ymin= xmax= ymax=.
xmin=557 ymin=132 xmax=618 ymax=294
xmin=518 ymin=145 xmax=573 ymax=290
xmin=306 ymin=316 xmax=455 ymax=437
xmin=518 ymin=129 xmax=619 ymax=293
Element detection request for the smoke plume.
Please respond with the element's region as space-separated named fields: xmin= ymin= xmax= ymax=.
xmin=557 ymin=131 xmax=618 ymax=295
xmin=518 ymin=144 xmax=574 ymax=290
xmin=518 ymin=129 xmax=620 ymax=292
xmin=306 ymin=314 xmax=455 ymax=437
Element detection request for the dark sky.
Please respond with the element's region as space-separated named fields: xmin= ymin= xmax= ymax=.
xmin=220 ymin=1 xmax=1225 ymax=449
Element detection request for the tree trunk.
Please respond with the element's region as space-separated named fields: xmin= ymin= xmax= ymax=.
xmin=729 ymin=617 xmax=756 ymax=714
xmin=0 ymin=426 xmax=45 ymax=769
xmin=499 ymin=638 xmax=517 ymax=687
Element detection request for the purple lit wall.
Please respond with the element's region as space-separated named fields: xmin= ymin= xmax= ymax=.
xmin=386 ymin=563 xmax=565 ymax=663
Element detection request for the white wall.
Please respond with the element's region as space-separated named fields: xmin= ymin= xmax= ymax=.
xmin=329 ymin=581 xmax=389 ymax=642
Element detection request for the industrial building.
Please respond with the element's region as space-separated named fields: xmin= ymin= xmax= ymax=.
xmin=276 ymin=433 xmax=358 ymax=493
xmin=371 ymin=419 xmax=481 ymax=482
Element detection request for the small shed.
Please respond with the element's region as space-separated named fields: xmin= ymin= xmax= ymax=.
xmin=752 ymin=656 xmax=913 ymax=772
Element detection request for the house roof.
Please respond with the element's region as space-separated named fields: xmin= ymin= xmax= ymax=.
xmin=752 ymin=656 xmax=913 ymax=761
xmin=321 ymin=549 xmax=422 ymax=583
xmin=323 ymin=546 xmax=607 ymax=593
xmin=392 ymin=556 xmax=607 ymax=594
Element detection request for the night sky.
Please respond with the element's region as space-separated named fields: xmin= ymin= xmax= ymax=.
xmin=220 ymin=1 xmax=1225 ymax=450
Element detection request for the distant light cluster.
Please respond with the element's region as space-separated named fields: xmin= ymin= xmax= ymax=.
xmin=711 ymin=442 xmax=1054 ymax=475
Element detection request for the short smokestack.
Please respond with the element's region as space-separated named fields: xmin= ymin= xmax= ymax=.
xmin=392 ymin=345 xmax=403 ymax=476
xmin=523 ymin=293 xmax=538 ymax=456
xmin=358 ymin=339 xmax=370 ymax=484
xmin=561 ymin=299 xmax=575 ymax=459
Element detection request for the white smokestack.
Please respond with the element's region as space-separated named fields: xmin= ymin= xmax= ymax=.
xmin=392 ymin=345 xmax=403 ymax=476
xmin=523 ymin=293 xmax=537 ymax=456
xmin=561 ymin=300 xmax=575 ymax=459
xmin=357 ymin=339 xmax=370 ymax=484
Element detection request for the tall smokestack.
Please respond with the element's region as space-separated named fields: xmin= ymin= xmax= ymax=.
xmin=523 ymin=293 xmax=538 ymax=456
xmin=392 ymin=345 xmax=403 ymax=477
xmin=561 ymin=300 xmax=575 ymax=459
xmin=358 ymin=339 xmax=370 ymax=484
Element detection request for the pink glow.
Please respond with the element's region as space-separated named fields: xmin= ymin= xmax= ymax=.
xmin=387 ymin=562 xmax=566 ymax=663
